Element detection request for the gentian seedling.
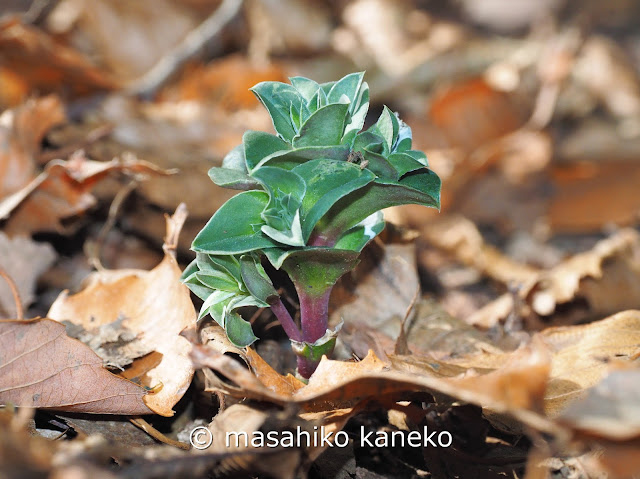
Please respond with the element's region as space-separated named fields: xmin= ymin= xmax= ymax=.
xmin=182 ymin=72 xmax=441 ymax=379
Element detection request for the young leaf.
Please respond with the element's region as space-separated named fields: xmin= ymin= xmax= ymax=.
xmin=192 ymin=191 xmax=278 ymax=254
xmin=293 ymin=103 xmax=350 ymax=148
xmin=244 ymin=131 xmax=291 ymax=172
xmin=333 ymin=211 xmax=385 ymax=252
xmin=292 ymin=159 xmax=375 ymax=240
xmin=251 ymin=145 xmax=350 ymax=171
xmin=290 ymin=76 xmax=321 ymax=103
xmin=240 ymin=255 xmax=279 ymax=304
xmin=327 ymin=72 xmax=364 ymax=107
xmin=225 ymin=311 xmax=258 ymax=347
xmin=369 ymin=106 xmax=398 ymax=152
xmin=250 ymin=82 xmax=302 ymax=142
xmin=320 ymin=169 xmax=441 ymax=236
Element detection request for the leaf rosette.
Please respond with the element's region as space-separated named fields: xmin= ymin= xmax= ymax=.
xmin=182 ymin=72 xmax=441 ymax=376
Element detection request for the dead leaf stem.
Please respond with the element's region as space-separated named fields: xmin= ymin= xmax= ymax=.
xmin=129 ymin=417 xmax=190 ymax=450
xmin=0 ymin=266 xmax=23 ymax=320
xmin=87 ymin=178 xmax=138 ymax=271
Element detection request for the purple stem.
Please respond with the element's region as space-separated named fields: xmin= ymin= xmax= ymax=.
xmin=298 ymin=287 xmax=333 ymax=343
xmin=269 ymin=297 xmax=302 ymax=342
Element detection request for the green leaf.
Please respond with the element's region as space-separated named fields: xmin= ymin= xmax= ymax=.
xmin=327 ymin=72 xmax=364 ymax=106
xmin=221 ymin=144 xmax=247 ymax=171
xmin=195 ymin=271 xmax=241 ymax=293
xmin=199 ymin=290 xmax=235 ymax=322
xmin=404 ymin=149 xmax=428 ymax=167
xmin=320 ymin=169 xmax=441 ymax=236
xmin=293 ymin=103 xmax=350 ymax=148
xmin=333 ymin=211 xmax=385 ymax=252
xmin=250 ymin=82 xmax=302 ymax=142
xmin=240 ymin=255 xmax=279 ymax=304
xmin=292 ymin=159 xmax=375 ymax=240
xmin=291 ymin=325 xmax=341 ymax=362
xmin=243 ymin=131 xmax=291 ymax=172
xmin=369 ymin=106 xmax=398 ymax=152
xmin=251 ymin=145 xmax=350 ymax=171
xmin=394 ymin=120 xmax=412 ymax=152
xmin=225 ymin=311 xmax=258 ymax=347
xmin=181 ymin=260 xmax=212 ymax=301
xmin=192 ymin=191 xmax=279 ymax=254
xmin=342 ymin=83 xmax=369 ymax=146
xmin=290 ymin=76 xmax=320 ymax=103
xmin=252 ymin=167 xmax=306 ymax=246
xmin=208 ymin=167 xmax=260 ymax=190
xmin=361 ymin=148 xmax=399 ymax=180
xmin=387 ymin=152 xmax=426 ymax=178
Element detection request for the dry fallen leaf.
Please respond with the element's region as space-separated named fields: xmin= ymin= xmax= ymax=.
xmin=0 ymin=151 xmax=175 ymax=235
xmin=0 ymin=18 xmax=117 ymax=106
xmin=48 ymin=204 xmax=196 ymax=416
xmin=0 ymin=318 xmax=151 ymax=414
xmin=542 ymin=310 xmax=640 ymax=417
xmin=469 ymin=228 xmax=640 ymax=327
xmin=0 ymin=95 xmax=65 ymax=198
xmin=0 ymin=232 xmax=56 ymax=318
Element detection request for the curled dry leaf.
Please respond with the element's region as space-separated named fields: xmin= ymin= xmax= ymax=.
xmin=0 ymin=18 xmax=117 ymax=108
xmin=0 ymin=151 xmax=176 ymax=235
xmin=469 ymin=228 xmax=640 ymax=328
xmin=0 ymin=318 xmax=151 ymax=414
xmin=330 ymin=238 xmax=420 ymax=352
xmin=557 ymin=367 xmax=640 ymax=441
xmin=0 ymin=232 xmax=56 ymax=318
xmin=0 ymin=95 xmax=65 ymax=198
xmin=422 ymin=214 xmax=540 ymax=286
xmin=542 ymin=310 xmax=640 ymax=417
xmin=48 ymin=204 xmax=196 ymax=416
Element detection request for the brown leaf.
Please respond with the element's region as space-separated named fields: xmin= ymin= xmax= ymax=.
xmin=0 ymin=18 xmax=117 ymax=104
xmin=0 ymin=151 xmax=175 ymax=235
xmin=543 ymin=310 xmax=640 ymax=417
xmin=469 ymin=228 xmax=640 ymax=327
xmin=557 ymin=366 xmax=640 ymax=441
xmin=0 ymin=318 xmax=151 ymax=414
xmin=330 ymin=236 xmax=420 ymax=356
xmin=47 ymin=205 xmax=196 ymax=416
xmin=0 ymin=95 xmax=65 ymax=198
xmin=421 ymin=214 xmax=540 ymax=286
xmin=0 ymin=232 xmax=56 ymax=318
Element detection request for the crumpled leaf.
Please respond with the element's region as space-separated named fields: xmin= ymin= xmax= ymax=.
xmin=0 ymin=18 xmax=117 ymax=103
xmin=542 ymin=310 xmax=640 ymax=417
xmin=469 ymin=228 xmax=640 ymax=327
xmin=0 ymin=151 xmax=175 ymax=235
xmin=48 ymin=204 xmax=196 ymax=416
xmin=0 ymin=232 xmax=56 ymax=318
xmin=0 ymin=95 xmax=65 ymax=198
xmin=0 ymin=318 xmax=151 ymax=414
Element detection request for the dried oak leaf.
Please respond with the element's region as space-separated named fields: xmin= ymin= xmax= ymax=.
xmin=0 ymin=18 xmax=117 ymax=105
xmin=0 ymin=318 xmax=151 ymax=414
xmin=542 ymin=310 xmax=640 ymax=417
xmin=48 ymin=205 xmax=196 ymax=416
xmin=469 ymin=228 xmax=640 ymax=328
xmin=0 ymin=151 xmax=175 ymax=235
xmin=0 ymin=95 xmax=65 ymax=198
xmin=0 ymin=232 xmax=56 ymax=318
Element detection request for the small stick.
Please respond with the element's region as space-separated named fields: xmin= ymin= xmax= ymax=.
xmin=86 ymin=179 xmax=138 ymax=271
xmin=128 ymin=0 xmax=244 ymax=99
xmin=129 ymin=417 xmax=191 ymax=450
xmin=394 ymin=285 xmax=420 ymax=355
xmin=0 ymin=266 xmax=23 ymax=320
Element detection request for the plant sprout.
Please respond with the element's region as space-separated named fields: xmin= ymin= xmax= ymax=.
xmin=182 ymin=72 xmax=440 ymax=379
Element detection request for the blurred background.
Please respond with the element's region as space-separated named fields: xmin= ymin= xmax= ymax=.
xmin=1 ymin=0 xmax=640 ymax=325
